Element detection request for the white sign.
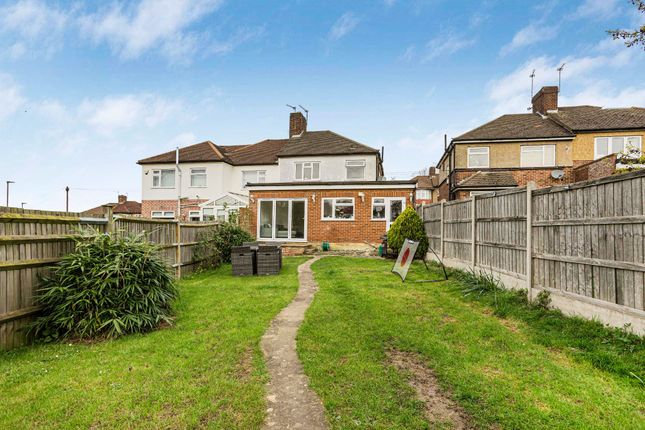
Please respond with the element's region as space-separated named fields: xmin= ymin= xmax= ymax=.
xmin=392 ymin=239 xmax=419 ymax=281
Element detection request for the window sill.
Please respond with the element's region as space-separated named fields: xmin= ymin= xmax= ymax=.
xmin=188 ymin=186 xmax=207 ymax=188
xmin=321 ymin=218 xmax=355 ymax=222
xmin=151 ymin=187 xmax=176 ymax=189
xmin=370 ymin=218 xmax=386 ymax=221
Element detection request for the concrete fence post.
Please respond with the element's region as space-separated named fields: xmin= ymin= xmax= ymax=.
xmin=526 ymin=183 xmax=536 ymax=301
xmin=175 ymin=220 xmax=182 ymax=279
xmin=471 ymin=195 xmax=477 ymax=268
xmin=440 ymin=201 xmax=445 ymax=259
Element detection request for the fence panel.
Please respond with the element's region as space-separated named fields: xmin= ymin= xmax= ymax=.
xmin=443 ymin=200 xmax=472 ymax=263
xmin=421 ymin=204 xmax=442 ymax=254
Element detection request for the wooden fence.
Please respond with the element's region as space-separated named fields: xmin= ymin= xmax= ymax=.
xmin=420 ymin=169 xmax=645 ymax=333
xmin=0 ymin=207 xmax=219 ymax=351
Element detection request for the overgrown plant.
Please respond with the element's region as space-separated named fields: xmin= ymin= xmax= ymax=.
xmin=457 ymin=267 xmax=502 ymax=297
xmin=533 ymin=290 xmax=551 ymax=310
xmin=194 ymin=221 xmax=254 ymax=265
xmin=31 ymin=229 xmax=177 ymax=341
xmin=387 ymin=207 xmax=429 ymax=258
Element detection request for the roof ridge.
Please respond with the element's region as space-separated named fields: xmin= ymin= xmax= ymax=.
xmin=321 ymin=130 xmax=380 ymax=152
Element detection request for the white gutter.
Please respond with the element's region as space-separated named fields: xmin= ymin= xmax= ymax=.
xmin=453 ymin=137 xmax=574 ymax=144
xmin=247 ymin=183 xmax=416 ymax=191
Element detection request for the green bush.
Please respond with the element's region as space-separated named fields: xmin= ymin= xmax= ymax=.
xmin=32 ymin=230 xmax=177 ymax=341
xmin=195 ymin=222 xmax=255 ymax=265
xmin=387 ymin=207 xmax=429 ymax=258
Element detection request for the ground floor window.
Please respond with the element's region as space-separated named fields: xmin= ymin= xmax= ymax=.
xmin=151 ymin=211 xmax=174 ymax=219
xmin=322 ymin=198 xmax=354 ymax=220
xmin=189 ymin=211 xmax=201 ymax=221
xmin=372 ymin=197 xmax=405 ymax=229
xmin=259 ymin=199 xmax=306 ymax=240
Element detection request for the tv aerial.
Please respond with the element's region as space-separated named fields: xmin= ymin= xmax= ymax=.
xmin=286 ymin=104 xmax=296 ymax=112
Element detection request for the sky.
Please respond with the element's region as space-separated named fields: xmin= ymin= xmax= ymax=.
xmin=0 ymin=0 xmax=644 ymax=211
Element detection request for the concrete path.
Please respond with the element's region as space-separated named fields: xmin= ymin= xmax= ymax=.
xmin=261 ymin=256 xmax=328 ymax=430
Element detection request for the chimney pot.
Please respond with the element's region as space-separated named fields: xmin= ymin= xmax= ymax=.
xmin=289 ymin=112 xmax=307 ymax=138
xmin=532 ymin=86 xmax=558 ymax=114
xmin=118 ymin=194 xmax=127 ymax=204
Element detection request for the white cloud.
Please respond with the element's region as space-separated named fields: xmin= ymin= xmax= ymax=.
xmin=0 ymin=0 xmax=70 ymax=59
xmin=422 ymin=33 xmax=475 ymax=62
xmin=328 ymin=12 xmax=360 ymax=41
xmin=0 ymin=73 xmax=26 ymax=120
xmin=570 ymin=0 xmax=620 ymax=20
xmin=487 ymin=40 xmax=645 ymax=116
xmin=79 ymin=94 xmax=183 ymax=134
xmin=79 ymin=0 xmax=223 ymax=60
xmin=399 ymin=45 xmax=416 ymax=62
xmin=500 ymin=23 xmax=559 ymax=56
xmin=211 ymin=26 xmax=266 ymax=55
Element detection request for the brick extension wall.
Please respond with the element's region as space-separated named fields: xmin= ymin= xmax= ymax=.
xmin=248 ymin=188 xmax=414 ymax=244
xmin=573 ymin=154 xmax=617 ymax=182
xmin=141 ymin=199 xmax=207 ymax=220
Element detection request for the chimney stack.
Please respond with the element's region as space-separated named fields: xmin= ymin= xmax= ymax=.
xmin=289 ymin=111 xmax=307 ymax=138
xmin=532 ymin=86 xmax=558 ymax=114
xmin=118 ymin=194 xmax=127 ymax=204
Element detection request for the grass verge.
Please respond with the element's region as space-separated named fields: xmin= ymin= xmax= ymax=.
xmin=0 ymin=257 xmax=307 ymax=430
xmin=298 ymin=257 xmax=645 ymax=430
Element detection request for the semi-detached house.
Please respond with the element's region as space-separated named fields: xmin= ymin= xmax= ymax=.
xmin=435 ymin=86 xmax=645 ymax=200
xmin=138 ymin=112 xmax=416 ymax=246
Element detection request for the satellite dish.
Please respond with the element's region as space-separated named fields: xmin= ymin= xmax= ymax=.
xmin=551 ymin=169 xmax=565 ymax=179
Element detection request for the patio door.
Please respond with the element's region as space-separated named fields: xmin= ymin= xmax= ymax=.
xmin=258 ymin=199 xmax=307 ymax=241
xmin=386 ymin=198 xmax=405 ymax=230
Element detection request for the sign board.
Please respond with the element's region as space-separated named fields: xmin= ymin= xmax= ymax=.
xmin=392 ymin=239 xmax=419 ymax=281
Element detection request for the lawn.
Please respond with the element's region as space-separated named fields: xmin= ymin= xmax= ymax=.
xmin=298 ymin=257 xmax=645 ymax=430
xmin=0 ymin=257 xmax=307 ymax=430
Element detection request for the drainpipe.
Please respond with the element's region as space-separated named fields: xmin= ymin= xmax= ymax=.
xmin=176 ymin=147 xmax=182 ymax=220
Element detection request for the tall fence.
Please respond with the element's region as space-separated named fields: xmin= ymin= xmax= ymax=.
xmin=420 ymin=169 xmax=645 ymax=334
xmin=0 ymin=207 xmax=219 ymax=351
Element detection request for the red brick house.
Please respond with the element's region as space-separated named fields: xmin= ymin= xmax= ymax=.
xmin=82 ymin=194 xmax=142 ymax=217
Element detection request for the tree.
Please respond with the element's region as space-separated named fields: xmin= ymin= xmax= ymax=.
xmin=387 ymin=207 xmax=429 ymax=259
xmin=607 ymin=0 xmax=645 ymax=49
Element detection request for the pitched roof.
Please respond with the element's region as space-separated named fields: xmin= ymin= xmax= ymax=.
xmin=138 ymin=141 xmax=229 ymax=164
xmin=138 ymin=131 xmax=379 ymax=165
xmin=277 ymin=131 xmax=380 ymax=157
xmin=82 ymin=200 xmax=142 ymax=216
xmin=413 ymin=175 xmax=440 ymax=189
xmin=454 ymin=114 xmax=573 ymax=141
xmin=457 ymin=171 xmax=517 ymax=188
xmin=549 ymin=106 xmax=645 ymax=131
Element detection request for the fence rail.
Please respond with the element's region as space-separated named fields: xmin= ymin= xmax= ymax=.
xmin=420 ymin=170 xmax=645 ymax=334
xmin=0 ymin=207 xmax=219 ymax=351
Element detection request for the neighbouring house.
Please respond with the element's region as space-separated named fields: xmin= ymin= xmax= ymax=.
xmin=82 ymin=194 xmax=142 ymax=217
xmin=435 ymin=86 xmax=645 ymax=200
xmin=138 ymin=112 xmax=416 ymax=246
xmin=412 ymin=168 xmax=441 ymax=205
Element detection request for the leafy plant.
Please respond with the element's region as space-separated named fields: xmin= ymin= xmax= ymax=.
xmin=195 ymin=221 xmax=254 ymax=265
xmin=457 ymin=267 xmax=502 ymax=297
xmin=533 ymin=290 xmax=551 ymax=310
xmin=386 ymin=207 xmax=429 ymax=258
xmin=31 ymin=229 xmax=177 ymax=341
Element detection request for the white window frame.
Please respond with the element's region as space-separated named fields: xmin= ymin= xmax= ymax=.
xmin=346 ymin=159 xmax=366 ymax=180
xmin=469 ymin=191 xmax=492 ymax=196
xmin=467 ymin=147 xmax=489 ymax=168
xmin=371 ymin=198 xmax=386 ymax=220
xmin=189 ymin=168 xmax=207 ymax=188
xmin=520 ymin=145 xmax=556 ymax=167
xmin=151 ymin=210 xmax=175 ymax=219
xmin=416 ymin=189 xmax=431 ymax=200
xmin=242 ymin=170 xmax=267 ymax=188
xmin=295 ymin=161 xmax=321 ymax=181
xmin=256 ymin=198 xmax=308 ymax=242
xmin=594 ymin=136 xmax=642 ymax=160
xmin=188 ymin=210 xmax=201 ymax=221
xmin=321 ymin=197 xmax=355 ymax=221
xmin=151 ymin=169 xmax=175 ymax=188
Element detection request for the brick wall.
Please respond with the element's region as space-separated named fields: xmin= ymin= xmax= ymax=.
xmin=248 ymin=188 xmax=414 ymax=244
xmin=573 ymin=154 xmax=617 ymax=182
xmin=141 ymin=199 xmax=207 ymax=220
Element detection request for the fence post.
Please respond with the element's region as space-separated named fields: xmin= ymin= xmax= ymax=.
xmin=175 ymin=220 xmax=182 ymax=279
xmin=526 ymin=183 xmax=535 ymax=301
xmin=471 ymin=195 xmax=477 ymax=268
xmin=104 ymin=204 xmax=115 ymax=234
xmin=440 ymin=201 xmax=445 ymax=259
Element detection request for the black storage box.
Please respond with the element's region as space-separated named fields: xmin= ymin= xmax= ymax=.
xmin=231 ymin=246 xmax=256 ymax=276
xmin=256 ymin=245 xmax=282 ymax=275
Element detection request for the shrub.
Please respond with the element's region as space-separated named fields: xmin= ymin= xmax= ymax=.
xmin=32 ymin=230 xmax=177 ymax=341
xmin=195 ymin=221 xmax=254 ymax=265
xmin=387 ymin=207 xmax=429 ymax=258
xmin=533 ymin=290 xmax=552 ymax=310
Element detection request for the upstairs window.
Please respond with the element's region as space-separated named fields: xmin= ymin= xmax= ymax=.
xmin=295 ymin=161 xmax=320 ymax=180
xmin=242 ymin=170 xmax=266 ymax=187
xmin=152 ymin=169 xmax=175 ymax=188
xmin=467 ymin=147 xmax=489 ymax=168
xmin=322 ymin=198 xmax=354 ymax=220
xmin=346 ymin=159 xmax=366 ymax=179
xmin=190 ymin=168 xmax=207 ymax=187
xmin=520 ymin=145 xmax=556 ymax=167
xmin=416 ymin=189 xmax=431 ymax=200
xmin=595 ymin=136 xmax=642 ymax=159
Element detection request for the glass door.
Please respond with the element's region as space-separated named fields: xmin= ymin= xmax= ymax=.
xmin=386 ymin=198 xmax=405 ymax=230
xmin=257 ymin=200 xmax=307 ymax=240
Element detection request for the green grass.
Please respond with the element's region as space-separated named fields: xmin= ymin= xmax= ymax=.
xmin=299 ymin=257 xmax=645 ymax=430
xmin=0 ymin=257 xmax=307 ymax=430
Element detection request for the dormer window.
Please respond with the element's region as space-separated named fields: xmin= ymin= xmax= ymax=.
xmin=295 ymin=161 xmax=320 ymax=180
xmin=346 ymin=159 xmax=366 ymax=180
